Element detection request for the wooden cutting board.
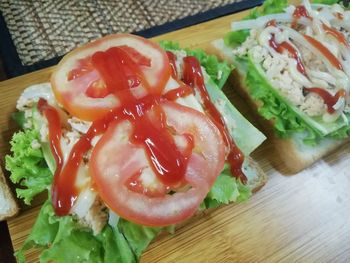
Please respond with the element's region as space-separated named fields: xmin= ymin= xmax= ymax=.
xmin=2 ymin=3 xmax=350 ymax=263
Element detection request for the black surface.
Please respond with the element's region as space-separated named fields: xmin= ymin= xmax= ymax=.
xmin=0 ymin=221 xmax=16 ymax=263
xmin=0 ymin=0 xmax=263 ymax=78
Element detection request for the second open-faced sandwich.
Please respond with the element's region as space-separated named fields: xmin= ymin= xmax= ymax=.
xmin=211 ymin=0 xmax=350 ymax=172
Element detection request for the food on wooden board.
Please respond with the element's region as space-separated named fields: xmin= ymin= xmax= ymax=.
xmin=5 ymin=34 xmax=266 ymax=262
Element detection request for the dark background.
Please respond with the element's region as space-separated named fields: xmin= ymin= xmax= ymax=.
xmin=0 ymin=58 xmax=16 ymax=262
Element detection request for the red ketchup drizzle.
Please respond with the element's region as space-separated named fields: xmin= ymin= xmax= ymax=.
xmin=269 ymin=34 xmax=307 ymax=76
xmin=266 ymin=20 xmax=277 ymax=27
xmin=334 ymin=12 xmax=344 ymax=20
xmin=67 ymin=58 xmax=94 ymax=81
xmin=93 ymin=48 xmax=193 ymax=186
xmin=163 ymin=85 xmax=193 ymax=100
xmin=164 ymin=51 xmax=194 ymax=101
xmin=304 ymin=34 xmax=343 ymax=71
xmin=131 ymin=106 xmax=193 ymax=186
xmin=52 ymin=111 xmax=113 ymax=216
xmin=45 ymin=47 xmax=195 ymax=215
xmin=127 ymin=133 xmax=194 ymax=197
xmin=166 ymin=51 xmax=178 ymax=78
xmin=293 ymin=5 xmax=312 ymax=20
xmin=182 ymin=56 xmax=246 ymax=183
xmin=37 ymin=99 xmax=65 ymax=215
xmin=304 ymin=88 xmax=346 ymax=114
xmin=322 ymin=24 xmax=349 ymax=48
xmin=292 ymin=5 xmax=313 ymax=28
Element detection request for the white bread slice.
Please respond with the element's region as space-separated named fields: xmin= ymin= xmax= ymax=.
xmin=208 ymin=39 xmax=349 ymax=173
xmin=0 ymin=165 xmax=19 ymax=221
xmin=244 ymin=156 xmax=267 ymax=193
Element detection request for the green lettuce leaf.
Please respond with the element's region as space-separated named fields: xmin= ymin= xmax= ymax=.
xmin=5 ymin=128 xmax=52 ymax=204
xmin=186 ymin=48 xmax=232 ymax=89
xmin=256 ymin=0 xmax=288 ymax=16
xmin=159 ymin=41 xmax=180 ymax=51
xmin=98 ymin=224 xmax=136 ymax=263
xmin=313 ymin=0 xmax=345 ymax=5
xmin=17 ymin=200 xmax=147 ymax=263
xmin=17 ymin=200 xmax=103 ymax=263
xmin=159 ymin=40 xmax=232 ymax=89
xmin=118 ymin=219 xmax=162 ymax=258
xmin=328 ymin=117 xmax=350 ymax=138
xmin=313 ymin=0 xmax=338 ymax=3
xmin=39 ymin=222 xmax=104 ymax=263
xmin=11 ymin=111 xmax=26 ymax=129
xmin=224 ymin=30 xmax=251 ymax=48
xmin=204 ymin=164 xmax=252 ymax=209
xmin=224 ymin=0 xmax=288 ymax=47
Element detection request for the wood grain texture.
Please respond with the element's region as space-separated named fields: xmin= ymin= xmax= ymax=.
xmin=2 ymin=4 xmax=350 ymax=263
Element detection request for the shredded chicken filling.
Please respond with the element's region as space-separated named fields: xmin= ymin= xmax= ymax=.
xmin=232 ymin=2 xmax=350 ymax=120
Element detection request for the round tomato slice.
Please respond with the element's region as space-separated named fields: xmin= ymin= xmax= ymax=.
xmin=89 ymin=101 xmax=225 ymax=226
xmin=51 ymin=34 xmax=171 ymax=121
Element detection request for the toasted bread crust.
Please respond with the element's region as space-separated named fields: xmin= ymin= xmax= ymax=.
xmin=208 ymin=39 xmax=350 ymax=173
xmin=246 ymin=156 xmax=267 ymax=193
xmin=0 ymin=166 xmax=19 ymax=221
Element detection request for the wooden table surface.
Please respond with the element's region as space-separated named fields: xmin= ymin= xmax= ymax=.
xmin=1 ymin=3 xmax=350 ymax=263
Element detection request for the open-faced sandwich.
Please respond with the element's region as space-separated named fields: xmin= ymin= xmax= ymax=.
xmin=210 ymin=0 xmax=350 ymax=172
xmin=5 ymin=34 xmax=266 ymax=262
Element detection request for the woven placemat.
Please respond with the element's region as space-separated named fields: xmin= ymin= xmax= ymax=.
xmin=0 ymin=0 xmax=262 ymax=77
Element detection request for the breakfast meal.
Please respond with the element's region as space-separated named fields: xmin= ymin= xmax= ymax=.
xmin=5 ymin=34 xmax=267 ymax=262
xmin=210 ymin=0 xmax=350 ymax=172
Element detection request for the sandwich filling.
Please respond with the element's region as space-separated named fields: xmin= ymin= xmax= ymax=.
xmin=232 ymin=1 xmax=350 ymax=123
xmin=223 ymin=0 xmax=350 ymax=144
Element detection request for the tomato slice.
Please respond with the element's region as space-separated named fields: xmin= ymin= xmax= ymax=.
xmin=89 ymin=101 xmax=225 ymax=226
xmin=51 ymin=34 xmax=171 ymax=121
